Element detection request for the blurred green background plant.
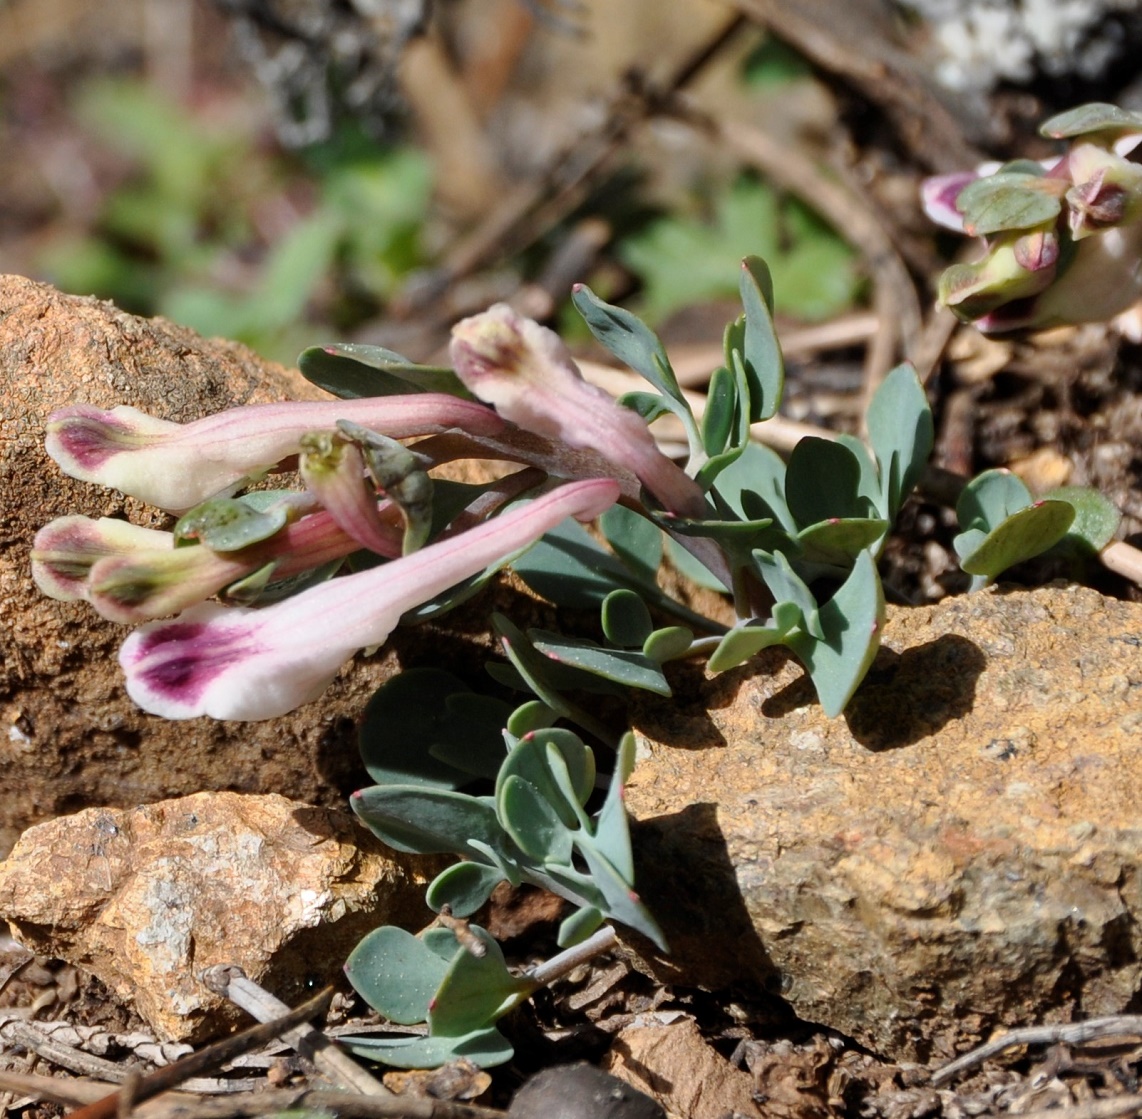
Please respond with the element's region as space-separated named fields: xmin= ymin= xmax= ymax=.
xmin=33 ymin=79 xmax=432 ymax=362
xmin=3 ymin=0 xmax=862 ymax=365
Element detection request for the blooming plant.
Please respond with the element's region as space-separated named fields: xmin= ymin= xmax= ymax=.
xmin=923 ymin=102 xmax=1142 ymax=333
xmin=35 ymin=228 xmax=1122 ymax=1066
xmin=36 ymin=253 xmax=1118 ymax=723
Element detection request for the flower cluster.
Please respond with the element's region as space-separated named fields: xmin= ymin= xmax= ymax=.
xmin=33 ymin=306 xmax=710 ymax=720
xmin=923 ymin=102 xmax=1142 ymax=334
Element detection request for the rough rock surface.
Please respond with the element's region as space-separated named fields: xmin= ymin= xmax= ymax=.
xmin=0 ymin=792 xmax=435 ymax=1040
xmin=0 ymin=275 xmax=509 ymax=856
xmin=627 ymin=582 xmax=1142 ymax=1063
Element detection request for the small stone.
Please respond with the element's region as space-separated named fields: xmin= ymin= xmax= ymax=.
xmin=0 ymin=791 xmax=435 ymax=1041
xmin=509 ymin=1062 xmax=665 ymax=1119
xmin=604 ymin=1017 xmax=761 ymax=1119
xmin=628 ymin=582 xmax=1142 ymax=1061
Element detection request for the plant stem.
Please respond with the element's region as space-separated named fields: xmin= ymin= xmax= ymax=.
xmin=525 ymin=925 xmax=617 ymax=987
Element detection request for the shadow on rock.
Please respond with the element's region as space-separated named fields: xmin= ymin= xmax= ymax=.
xmin=842 ymin=634 xmax=986 ymax=750
xmin=632 ymin=802 xmax=782 ymax=999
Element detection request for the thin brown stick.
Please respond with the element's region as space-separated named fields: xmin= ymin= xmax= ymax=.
xmin=0 ymin=1074 xmax=507 ymax=1119
xmin=397 ymin=13 xmax=747 ymax=311
xmin=64 ymin=987 xmax=335 ymax=1119
xmin=984 ymin=1097 xmax=1142 ymax=1119
xmin=5 ymin=1022 xmax=134 ymax=1082
xmin=912 ymin=306 xmax=960 ymax=387
xmin=200 ymin=967 xmax=389 ymax=1096
xmin=0 ymin=1071 xmax=117 ymax=1107
xmin=931 ymin=1015 xmax=1142 ymax=1087
xmin=119 ymin=1087 xmax=508 ymax=1119
xmin=1099 ymin=541 xmax=1142 ymax=585
xmin=725 ymin=0 xmax=985 ymax=173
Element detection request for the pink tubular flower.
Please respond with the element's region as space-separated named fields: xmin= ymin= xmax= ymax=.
xmin=32 ymin=516 xmax=174 ymax=601
xmin=118 ymin=478 xmax=620 ymax=721
xmin=45 ymin=395 xmax=503 ymax=513
xmin=85 ymin=505 xmax=403 ymax=623
xmin=450 ymin=304 xmax=706 ymax=518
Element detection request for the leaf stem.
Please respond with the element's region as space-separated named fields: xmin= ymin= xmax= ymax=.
xmin=524 ymin=925 xmax=617 ymax=987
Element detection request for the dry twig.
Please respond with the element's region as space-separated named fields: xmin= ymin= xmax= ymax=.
xmin=0 ymin=1072 xmax=507 ymax=1119
xmin=200 ymin=966 xmax=389 ymax=1096
xmin=63 ymin=986 xmax=335 ymax=1119
xmin=932 ymin=1016 xmax=1142 ymax=1087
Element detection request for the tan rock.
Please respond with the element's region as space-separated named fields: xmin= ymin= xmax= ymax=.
xmin=0 ymin=275 xmax=509 ymax=856
xmin=604 ymin=1016 xmax=761 ymax=1119
xmin=628 ymin=582 xmax=1142 ymax=1062
xmin=0 ymin=791 xmax=434 ymax=1040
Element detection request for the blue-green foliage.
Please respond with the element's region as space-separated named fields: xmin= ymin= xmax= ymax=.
xmin=342 ymin=924 xmax=525 ymax=1068
xmin=556 ymin=268 xmax=930 ymax=715
xmin=953 ymin=470 xmax=1119 ymax=589
xmin=354 ymin=665 xmax=663 ymax=949
xmin=331 ymin=256 xmax=1119 ymax=1071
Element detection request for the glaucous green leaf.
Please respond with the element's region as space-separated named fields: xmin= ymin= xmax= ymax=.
xmin=505 ymin=700 xmax=559 ymax=739
xmin=298 ymin=343 xmax=471 ymax=399
xmin=785 ymin=549 xmax=885 ymax=717
xmin=428 ymin=928 xmax=536 ymax=1037
xmin=577 ymin=844 xmax=666 ymax=951
xmin=865 ymin=363 xmax=934 ymax=519
xmin=220 ymin=561 xmax=278 ymax=604
xmin=795 ymin=517 xmax=890 ymax=568
xmin=954 ymin=500 xmax=1075 ymax=580
xmin=511 ymin=517 xmax=649 ymax=608
xmin=351 ymin=786 xmax=504 ymax=856
xmin=344 ymin=925 xmax=449 ymax=1024
xmin=833 ymin=434 xmax=881 ymax=513
xmin=738 ymin=256 xmax=785 ymax=422
xmin=530 ymin=632 xmax=672 ymax=696
xmin=590 ymin=733 xmax=637 ymax=882
xmin=957 ymin=468 xmax=1034 ymax=532
xmin=1040 ymin=102 xmax=1142 ymax=140
xmin=499 ymin=775 xmax=573 ymax=863
xmin=571 ymin=284 xmax=683 ymax=401
xmin=426 ymin=861 xmax=505 ymax=918
xmin=642 ymin=625 xmax=694 ymax=663
xmin=174 ymin=497 xmax=289 ymax=552
xmin=466 ymin=839 xmax=521 ymax=889
xmin=754 ymin=549 xmax=823 ymax=640
xmin=495 ymin=728 xmax=594 ymax=826
xmin=341 ymin=1027 xmax=513 ymax=1070
xmin=493 ymin=614 xmax=623 ymax=744
xmin=956 ymin=174 xmax=1063 ymax=236
xmin=712 ymin=440 xmax=794 ymax=529
xmin=358 ymin=669 xmax=510 ymax=789
xmin=702 ymin=363 xmax=737 ymax=457
xmin=599 ymin=504 xmax=663 ymax=587
xmin=617 ymin=390 xmax=679 ymax=424
xmin=706 ymin=622 xmax=788 ymax=672
xmin=601 ymin=589 xmax=654 ymax=648
xmin=786 ymin=437 xmax=872 ymax=526
xmin=663 ymin=515 xmax=784 ymax=562
xmin=1045 ymin=485 xmax=1121 ymax=552
xmin=557 ymin=906 xmax=604 ymax=947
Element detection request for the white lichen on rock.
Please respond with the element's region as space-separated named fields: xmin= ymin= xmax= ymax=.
xmin=896 ymin=0 xmax=1141 ymax=90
